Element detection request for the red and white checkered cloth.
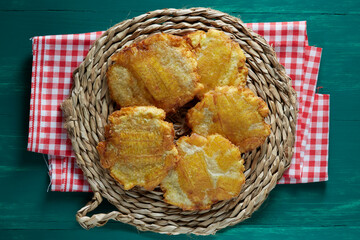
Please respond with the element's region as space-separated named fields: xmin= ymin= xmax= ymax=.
xmin=28 ymin=31 xmax=104 ymax=157
xmin=27 ymin=21 xmax=329 ymax=191
xmin=295 ymin=93 xmax=329 ymax=183
xmin=48 ymin=155 xmax=91 ymax=192
xmin=278 ymin=45 xmax=326 ymax=184
xmin=246 ymin=21 xmax=307 ymax=180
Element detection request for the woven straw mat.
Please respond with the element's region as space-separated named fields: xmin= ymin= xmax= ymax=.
xmin=61 ymin=7 xmax=297 ymax=235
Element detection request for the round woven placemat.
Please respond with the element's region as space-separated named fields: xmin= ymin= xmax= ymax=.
xmin=61 ymin=7 xmax=297 ymax=235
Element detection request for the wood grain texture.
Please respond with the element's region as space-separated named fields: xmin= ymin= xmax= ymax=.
xmin=0 ymin=0 xmax=359 ymax=239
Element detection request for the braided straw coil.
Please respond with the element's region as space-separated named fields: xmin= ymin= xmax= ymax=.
xmin=61 ymin=7 xmax=297 ymax=235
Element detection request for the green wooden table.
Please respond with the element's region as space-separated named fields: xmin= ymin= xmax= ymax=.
xmin=1 ymin=0 xmax=359 ymax=239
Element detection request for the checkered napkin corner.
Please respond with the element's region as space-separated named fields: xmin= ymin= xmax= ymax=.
xmin=48 ymin=155 xmax=91 ymax=192
xmin=279 ymin=94 xmax=329 ymax=184
xmin=277 ymin=45 xmax=324 ymax=184
xmin=27 ymin=32 xmax=104 ymax=157
xmin=283 ymin=46 xmax=322 ymax=183
xmin=303 ymin=93 xmax=329 ymax=183
xmin=300 ymin=46 xmax=322 ymax=155
xmin=246 ymin=21 xmax=307 ymax=179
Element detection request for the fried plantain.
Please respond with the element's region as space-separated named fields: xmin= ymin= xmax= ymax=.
xmin=107 ymin=33 xmax=203 ymax=113
xmin=187 ymin=86 xmax=271 ymax=153
xmin=185 ymin=29 xmax=248 ymax=98
xmin=97 ymin=106 xmax=178 ymax=191
xmin=161 ymin=133 xmax=245 ymax=210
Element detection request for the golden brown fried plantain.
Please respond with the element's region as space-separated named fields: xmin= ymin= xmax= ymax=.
xmin=161 ymin=133 xmax=245 ymax=211
xmin=97 ymin=106 xmax=178 ymax=191
xmin=107 ymin=33 xmax=203 ymax=113
xmin=187 ymin=86 xmax=271 ymax=153
xmin=185 ymin=29 xmax=248 ymax=98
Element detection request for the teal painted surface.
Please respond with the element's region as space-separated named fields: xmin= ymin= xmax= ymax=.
xmin=0 ymin=0 xmax=359 ymax=239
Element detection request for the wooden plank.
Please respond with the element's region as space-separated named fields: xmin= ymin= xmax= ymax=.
xmin=1 ymin=227 xmax=359 ymax=239
xmin=0 ymin=1 xmax=359 ymax=238
xmin=1 ymin=0 xmax=359 ymax=14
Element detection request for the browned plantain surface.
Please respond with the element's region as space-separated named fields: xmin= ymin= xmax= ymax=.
xmin=107 ymin=33 xmax=203 ymax=113
xmin=161 ymin=133 xmax=245 ymax=211
xmin=97 ymin=106 xmax=178 ymax=191
xmin=187 ymin=86 xmax=271 ymax=153
xmin=185 ymin=29 xmax=248 ymax=98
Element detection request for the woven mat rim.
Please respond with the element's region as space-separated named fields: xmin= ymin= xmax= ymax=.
xmin=61 ymin=7 xmax=297 ymax=236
